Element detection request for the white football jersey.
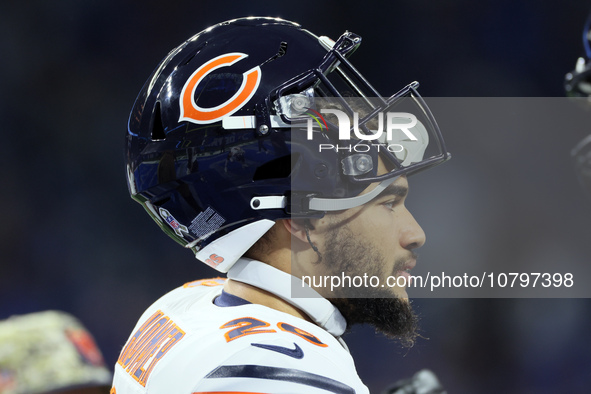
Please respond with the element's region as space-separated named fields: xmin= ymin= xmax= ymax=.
xmin=112 ymin=270 xmax=369 ymax=393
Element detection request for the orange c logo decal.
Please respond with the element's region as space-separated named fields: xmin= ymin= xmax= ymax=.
xmin=179 ymin=52 xmax=261 ymax=124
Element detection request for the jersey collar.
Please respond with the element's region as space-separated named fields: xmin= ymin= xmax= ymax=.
xmin=227 ymin=258 xmax=347 ymax=336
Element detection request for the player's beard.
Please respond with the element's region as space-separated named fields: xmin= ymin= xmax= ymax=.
xmin=318 ymin=223 xmax=419 ymax=348
xmin=330 ymin=295 xmax=418 ymax=348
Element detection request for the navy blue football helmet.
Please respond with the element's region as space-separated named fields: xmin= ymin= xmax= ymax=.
xmin=126 ymin=17 xmax=450 ymax=272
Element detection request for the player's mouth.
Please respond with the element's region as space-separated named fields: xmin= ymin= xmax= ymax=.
xmin=395 ymin=259 xmax=416 ymax=287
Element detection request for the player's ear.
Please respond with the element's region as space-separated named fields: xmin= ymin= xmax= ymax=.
xmin=281 ymin=219 xmax=311 ymax=243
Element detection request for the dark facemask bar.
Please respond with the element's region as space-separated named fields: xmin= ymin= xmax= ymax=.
xmin=270 ymin=31 xmax=450 ymax=184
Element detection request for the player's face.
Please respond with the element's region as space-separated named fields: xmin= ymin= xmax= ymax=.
xmin=296 ymin=157 xmax=424 ymax=345
xmin=285 ymin=154 xmax=425 ymax=345
xmin=308 ymin=158 xmax=426 ymax=300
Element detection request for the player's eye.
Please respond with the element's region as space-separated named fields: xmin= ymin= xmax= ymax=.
xmin=382 ymin=200 xmax=398 ymax=211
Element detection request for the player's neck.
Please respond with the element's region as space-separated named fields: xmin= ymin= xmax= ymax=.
xmin=223 ymin=279 xmax=314 ymax=324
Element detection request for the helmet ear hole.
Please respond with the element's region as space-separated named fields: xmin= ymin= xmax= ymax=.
xmin=253 ymin=154 xmax=297 ymax=181
xmin=151 ymin=102 xmax=166 ymax=141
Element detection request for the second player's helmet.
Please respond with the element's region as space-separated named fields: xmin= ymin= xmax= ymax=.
xmin=565 ymin=13 xmax=591 ymax=199
xmin=127 ymin=17 xmax=450 ymax=272
xmin=566 ymin=14 xmax=591 ymax=97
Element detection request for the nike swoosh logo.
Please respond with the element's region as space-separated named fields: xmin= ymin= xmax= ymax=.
xmin=251 ymin=342 xmax=304 ymax=359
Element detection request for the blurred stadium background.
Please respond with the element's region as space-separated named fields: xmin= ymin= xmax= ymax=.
xmin=2 ymin=0 xmax=591 ymax=392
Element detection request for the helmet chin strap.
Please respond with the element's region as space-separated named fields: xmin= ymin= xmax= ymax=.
xmin=309 ymin=175 xmax=398 ymax=211
xmin=227 ymin=258 xmax=347 ymax=337
xmin=250 ymin=175 xmax=398 ymax=212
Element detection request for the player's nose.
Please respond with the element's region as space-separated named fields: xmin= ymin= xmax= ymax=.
xmin=400 ymin=209 xmax=426 ymax=250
